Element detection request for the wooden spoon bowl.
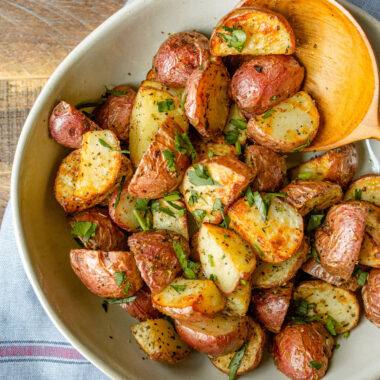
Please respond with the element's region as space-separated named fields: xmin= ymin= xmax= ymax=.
xmin=236 ymin=0 xmax=379 ymax=151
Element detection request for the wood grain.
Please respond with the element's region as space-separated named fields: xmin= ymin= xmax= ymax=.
xmin=0 ymin=0 xmax=124 ymax=222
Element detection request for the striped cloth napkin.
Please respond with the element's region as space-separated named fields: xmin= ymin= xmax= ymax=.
xmin=0 ymin=1 xmax=378 ymax=379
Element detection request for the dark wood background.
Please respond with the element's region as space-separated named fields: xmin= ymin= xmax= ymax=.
xmin=0 ymin=0 xmax=125 ymax=222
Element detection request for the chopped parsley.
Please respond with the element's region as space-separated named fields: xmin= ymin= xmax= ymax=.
xmin=210 ymin=274 xmax=218 ymax=282
xmin=189 ymin=190 xmax=199 ymax=206
xmin=213 ymin=198 xmax=230 ymax=229
xmin=173 ymin=241 xmax=198 ymax=279
xmin=114 ymin=176 xmax=126 ymax=208
xmin=175 ymin=131 xmax=197 ymax=161
xmin=326 ymin=315 xmax=338 ymax=336
xmin=193 ymin=209 xmax=207 ymax=224
xmin=298 ymin=172 xmax=312 ymax=180
xmin=240 ymin=279 xmax=247 ymax=286
xmin=228 ymin=343 xmax=247 ymax=380
xmin=270 ymin=95 xmax=278 ymax=101
xmin=230 ymin=119 xmax=247 ymax=129
xmin=246 ymin=187 xmax=255 ymax=207
xmin=218 ymin=26 xmax=247 ymax=52
xmin=181 ymin=93 xmax=188 ymax=109
xmin=354 ymin=188 xmax=362 ymax=200
xmin=71 ymin=221 xmax=97 ymax=243
xmin=162 ymin=149 xmax=176 ymax=172
xmin=114 ymin=272 xmax=126 ymax=287
xmin=262 ymin=109 xmax=275 ymax=119
xmin=356 ymin=268 xmax=369 ymax=286
xmin=157 ymin=99 xmax=175 ymax=112
xmin=106 ymin=87 xmax=128 ymax=96
xmin=307 ymin=211 xmax=325 ymax=232
xmin=188 ymin=164 xmax=221 ymax=186
xmin=164 ymin=191 xmax=182 ymax=201
xmin=309 ymin=361 xmax=322 ymax=370
xmin=151 ymin=201 xmax=176 ymax=218
xmin=135 ymin=198 xmax=151 ymax=211
xmin=208 ymin=151 xmax=215 ymax=158
xmin=253 ymin=244 xmax=264 ymax=258
xmin=208 ymin=254 xmax=215 ymax=267
xmin=103 ymin=296 xmax=136 ymax=304
xmin=311 ymin=247 xmax=321 ymax=264
xmin=253 ymin=191 xmax=269 ymax=221
xmin=123 ymin=283 xmax=132 ymax=294
xmin=76 ymin=100 xmax=104 ymax=109
xmin=170 ymin=284 xmax=186 ymax=293
xmin=290 ymin=138 xmax=311 ymax=152
xmin=98 ymin=139 xmax=129 ymax=154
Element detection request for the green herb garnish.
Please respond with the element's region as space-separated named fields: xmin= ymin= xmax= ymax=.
xmin=357 ymin=269 xmax=369 ymax=286
xmin=175 ymin=131 xmax=197 ymax=161
xmin=326 ymin=315 xmax=338 ymax=336
xmin=210 ymin=274 xmax=218 ymax=282
xmin=135 ymin=198 xmax=151 ymax=211
xmin=76 ymin=100 xmax=104 ymax=109
xmin=208 ymin=254 xmax=215 ymax=267
xmin=123 ymin=283 xmax=132 ymax=294
xmin=71 ymin=221 xmax=97 ymax=243
xmin=181 ymin=93 xmax=188 ymax=110
xmin=225 ymin=130 xmax=240 ymax=145
xmin=114 ymin=176 xmax=126 ymax=208
xmin=218 ymin=26 xmax=247 ymax=52
xmin=246 ymin=187 xmax=254 ymax=207
xmin=193 ymin=209 xmax=207 ymax=223
xmin=253 ymin=244 xmax=264 ymax=258
xmin=270 ymin=95 xmax=277 ymax=101
xmin=228 ymin=343 xmax=247 ymax=380
xmin=98 ymin=139 xmax=130 ymax=154
xmin=162 ymin=149 xmax=176 ymax=172
xmin=164 ymin=191 xmax=182 ymax=202
xmin=157 ymin=99 xmax=175 ymax=112
xmin=311 ymin=247 xmax=321 ymax=264
xmin=173 ymin=241 xmax=198 ymax=279
xmin=133 ymin=209 xmax=150 ymax=231
xmin=114 ymin=272 xmax=126 ymax=287
xmin=309 ymin=361 xmax=322 ymax=370
xmin=103 ymin=297 xmax=136 ymax=304
xmin=189 ymin=190 xmax=199 ymax=206
xmin=253 ymin=191 xmax=269 ymax=221
xmin=307 ymin=212 xmax=325 ymax=232
xmin=188 ymin=165 xmax=222 ymax=186
xmin=354 ymin=189 xmax=362 ymax=200
xmin=298 ymin=172 xmax=312 ymax=180
xmin=170 ymin=284 xmax=186 ymax=293
xmin=290 ymin=138 xmax=311 ymax=152
xmin=240 ymin=279 xmax=247 ymax=286
xmin=106 ymin=87 xmax=128 ymax=96
xmin=151 ymin=201 xmax=176 ymax=217
xmin=208 ymin=151 xmax=215 ymax=158
xmin=343 ymin=332 xmax=350 ymax=338
xmin=262 ymin=109 xmax=275 ymax=119
xmin=230 ymin=119 xmax=247 ymax=129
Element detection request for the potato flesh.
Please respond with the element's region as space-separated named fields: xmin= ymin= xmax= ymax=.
xmin=198 ymin=223 xmax=256 ymax=294
xmin=112 ymin=190 xmax=141 ymax=232
xmin=360 ymin=233 xmax=380 ymax=268
xmin=224 ymin=280 xmax=252 ymax=316
xmin=345 ymin=175 xmax=380 ymax=206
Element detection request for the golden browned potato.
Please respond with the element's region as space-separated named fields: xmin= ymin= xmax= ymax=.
xmin=315 ymin=202 xmax=368 ymax=280
xmin=175 ymin=315 xmax=248 ymax=356
xmin=345 ymin=174 xmax=380 ymax=206
xmin=244 ymin=145 xmax=287 ymax=192
xmin=247 ymin=91 xmax=319 ymax=153
xmin=198 ymin=223 xmax=256 ymax=294
xmin=69 ymin=206 xmax=127 ymax=251
xmin=251 ymin=239 xmax=308 ymax=288
xmin=210 ymin=318 xmax=266 ymax=375
xmin=223 ymin=103 xmax=248 ymax=146
xmin=280 ymin=180 xmax=343 ymax=216
xmin=180 ymin=156 xmax=254 ymax=224
xmin=131 ymin=319 xmax=192 ymax=363
xmin=224 ymin=280 xmax=252 ymax=317
xmin=193 ymin=135 xmax=238 ymax=163
xmin=93 ymin=84 xmax=136 ymax=141
xmin=362 ymin=268 xmax=380 ymax=328
xmin=128 ymin=230 xmax=189 ymax=294
xmin=228 ymin=195 xmax=304 ymax=263
xmin=152 ymin=279 xmax=226 ymax=322
xmin=293 ymin=280 xmax=360 ymax=334
xmin=365 ymin=202 xmax=380 ymax=246
xmin=182 ymin=59 xmax=230 ymax=137
xmin=359 ymin=233 xmax=380 ymax=268
xmin=128 ymin=118 xmax=190 ymax=199
xmin=70 ymin=249 xmax=143 ymax=298
xmin=289 ymin=144 xmax=358 ymax=188
xmin=210 ymin=8 xmax=295 ymax=56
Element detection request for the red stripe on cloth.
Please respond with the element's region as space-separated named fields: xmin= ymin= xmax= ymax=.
xmin=0 ymin=345 xmax=85 ymax=360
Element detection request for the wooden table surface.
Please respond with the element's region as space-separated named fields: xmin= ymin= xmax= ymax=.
xmin=0 ymin=0 xmax=124 ymax=222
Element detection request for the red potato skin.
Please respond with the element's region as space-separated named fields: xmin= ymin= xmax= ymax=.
xmin=362 ymin=268 xmax=380 ymax=328
xmin=175 ymin=317 xmax=249 ymax=357
xmin=230 ymin=55 xmax=304 ymax=115
xmin=119 ymin=286 xmax=161 ymax=322
xmin=93 ymin=85 xmax=136 ymax=141
xmin=272 ymin=322 xmax=334 ymax=380
xmin=315 ymin=202 xmax=368 ymax=280
xmin=69 ymin=207 xmax=127 ymax=251
xmin=252 ymin=283 xmax=293 ymax=333
xmin=224 ymin=55 xmax=256 ymax=76
xmin=244 ymin=145 xmax=286 ymax=191
xmin=48 ymin=100 xmax=100 ymax=148
xmin=153 ymin=31 xmax=210 ymax=88
xmin=70 ymin=249 xmax=143 ymax=298
xmin=128 ymin=230 xmax=190 ymax=294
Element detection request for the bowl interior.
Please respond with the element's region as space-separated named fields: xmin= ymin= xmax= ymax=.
xmin=12 ymin=0 xmax=380 ymax=379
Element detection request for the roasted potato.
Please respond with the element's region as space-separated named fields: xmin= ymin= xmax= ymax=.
xmin=93 ymin=84 xmax=136 ymax=141
xmin=152 ymin=31 xmax=210 ymax=88
xmin=244 ymin=145 xmax=287 ymax=192
xmin=128 ymin=118 xmax=190 ymax=199
xmin=293 ymin=280 xmax=360 ymax=334
xmin=210 ymin=8 xmax=295 ymax=57
xmin=193 ymin=135 xmax=238 ymax=163
xmin=152 ymin=279 xmax=226 ymax=321
xmin=152 ymin=198 xmax=188 ymax=239
xmin=230 ymin=55 xmax=304 ymax=116
xmin=224 ymin=279 xmax=252 ymax=317
xmin=69 ymin=206 xmax=126 ymax=251
xmin=301 ymin=258 xmax=360 ymax=292
xmin=228 ymin=195 xmax=304 ymax=263
xmin=272 ymin=322 xmax=334 ymax=380
xmin=223 ymin=55 xmax=256 ymax=76
xmin=70 ymin=249 xmax=143 ymax=298
xmin=315 ymin=202 xmax=368 ymax=280
xmin=48 ymin=100 xmax=100 ymax=148
xmin=289 ymin=144 xmax=358 ymax=188
xmin=175 ymin=315 xmax=248 ymax=356
xmin=128 ymin=230 xmax=189 ymax=294
xmin=198 ymin=223 xmax=256 ymax=294
xmin=280 ymin=180 xmax=343 ymax=216
xmin=223 ymin=103 xmax=248 ymax=146
xmin=365 ymin=202 xmax=380 ymax=246
xmin=119 ymin=286 xmax=161 ymax=322
xmin=362 ymin=268 xmax=380 ymax=328
xmin=131 ymin=319 xmax=192 ymax=363
xmin=251 ymin=239 xmax=308 ymax=288
xmin=182 ymin=59 xmax=230 ymax=137
xmin=252 ymin=283 xmax=293 ymax=333
xmin=180 ymin=156 xmax=254 ymax=224
xmin=210 ymin=318 xmax=266 ymax=375
xmin=359 ymin=233 xmax=380 ymax=268
xmin=247 ymin=91 xmax=319 ymax=153
xmin=129 ymin=81 xmax=188 ymax=166
xmin=345 ymin=174 xmax=380 ymax=206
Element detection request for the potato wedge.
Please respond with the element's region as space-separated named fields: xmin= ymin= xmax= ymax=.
xmin=183 ymin=59 xmax=230 ymax=137
xmin=129 ymin=83 xmax=188 ymax=166
xmin=247 ymin=91 xmax=319 ymax=153
xmin=359 ymin=233 xmax=380 ymax=268
xmin=175 ymin=315 xmax=248 ymax=356
xmin=128 ymin=230 xmax=189 ymax=294
xmin=362 ymin=268 xmax=380 ymax=328
xmin=293 ymin=280 xmax=360 ymax=334
xmin=131 ymin=319 xmax=191 ymax=363
xmin=128 ymin=118 xmax=190 ymax=199
xmin=152 ymin=278 xmax=226 ymax=322
xmin=198 ymin=223 xmax=256 ymax=294
xmin=224 ymin=280 xmax=252 ymax=317
xmin=251 ymin=239 xmax=308 ymax=288
xmin=344 ymin=174 xmax=380 ymax=206
xmin=152 ymin=198 xmax=188 ymax=239
xmin=280 ymin=180 xmax=343 ymax=216
xmin=289 ymin=144 xmax=358 ymax=188
xmin=228 ymin=195 xmax=304 ymax=263
xmin=210 ymin=318 xmax=266 ymax=375
xmin=366 ymin=202 xmax=380 ymax=246
xmin=180 ymin=156 xmax=253 ymax=224
xmin=193 ymin=135 xmax=238 ymax=163
xmin=210 ymin=8 xmax=295 ymax=56
xmin=223 ymin=103 xmax=248 ymax=146
xmin=70 ymin=249 xmax=143 ymax=298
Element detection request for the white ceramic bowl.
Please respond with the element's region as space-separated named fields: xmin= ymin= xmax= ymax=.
xmin=11 ymin=0 xmax=380 ymax=379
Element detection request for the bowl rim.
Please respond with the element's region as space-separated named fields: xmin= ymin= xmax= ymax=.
xmin=10 ymin=0 xmax=380 ymax=379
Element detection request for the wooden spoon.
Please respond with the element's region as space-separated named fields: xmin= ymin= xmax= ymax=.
xmin=235 ymin=0 xmax=379 ymax=151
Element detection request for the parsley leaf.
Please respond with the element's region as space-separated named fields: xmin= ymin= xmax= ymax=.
xmin=253 ymin=191 xmax=269 ymax=221
xmin=181 ymin=93 xmax=188 ymax=110
xmin=133 ymin=209 xmax=150 ymax=231
xmin=354 ymin=188 xmax=362 ymax=200
xmin=162 ymin=149 xmax=176 ymax=172
xmin=270 ymin=95 xmax=277 ymax=101
xmin=114 ymin=176 xmax=126 ymax=208
xmin=230 ymin=119 xmax=247 ymax=129
xmin=357 ymin=268 xmax=369 ymax=286
xmin=309 ymin=361 xmax=322 ymax=370
xmin=246 ymin=187 xmax=254 ymax=207
xmin=218 ymin=26 xmax=247 ymax=52
xmin=188 ymin=165 xmax=222 ymax=186
xmin=76 ymin=100 xmax=104 ymax=109
xmin=311 ymin=247 xmax=321 ymax=264
xmin=114 ymin=272 xmax=126 ymax=287
xmin=307 ymin=211 xmax=325 ymax=232
xmin=123 ymin=283 xmax=132 ymax=294
xmin=173 ymin=241 xmax=198 ymax=279
xmin=71 ymin=221 xmax=97 ymax=243
xmin=189 ymin=190 xmax=199 ymax=206
xmin=213 ymin=199 xmax=230 ymax=229
xmin=210 ymin=274 xmax=218 ymax=282
xmin=98 ymin=139 xmax=129 ymax=154
xmin=262 ymin=109 xmax=275 ymax=119
xmin=175 ymin=131 xmax=197 ymax=161
xmin=228 ymin=343 xmax=247 ymax=380
xmin=193 ymin=209 xmax=206 ymax=223
xmin=103 ymin=297 xmax=136 ymax=304
xmin=164 ymin=191 xmax=182 ymax=201
xmin=298 ymin=172 xmax=312 ymax=180
xmin=106 ymin=87 xmax=128 ymax=96
xmin=171 ymin=284 xmax=186 ymax=293
xmin=225 ymin=130 xmax=240 ymax=145
xmin=240 ymin=279 xmax=247 ymax=286
xmin=290 ymin=138 xmax=311 ymax=152
xmin=157 ymin=99 xmax=175 ymax=112
xmin=135 ymin=198 xmax=151 ymax=211
xmin=326 ymin=315 xmax=338 ymax=336
xmin=208 ymin=254 xmax=215 ymax=267
xmin=151 ymin=201 xmax=176 ymax=217
xmin=253 ymin=244 xmax=264 ymax=258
